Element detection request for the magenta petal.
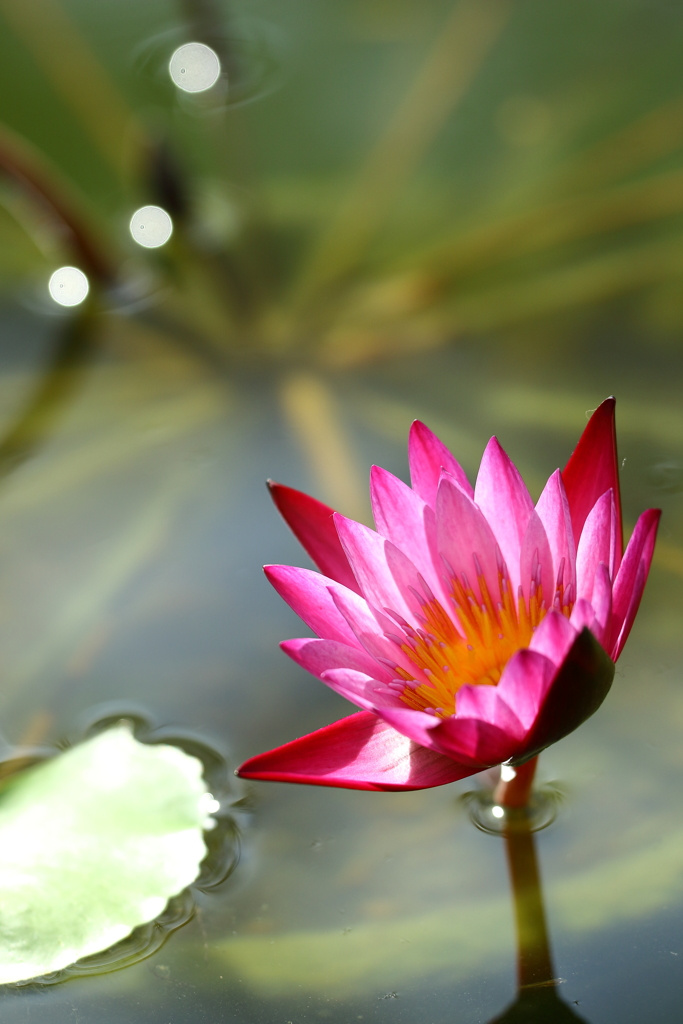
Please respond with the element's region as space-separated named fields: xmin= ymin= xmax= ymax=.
xmin=610 ymin=508 xmax=661 ymax=651
xmin=320 ymin=668 xmax=396 ymax=710
xmin=268 ymin=482 xmax=360 ymax=593
xmin=474 ymin=437 xmax=534 ymax=593
xmin=562 ymin=398 xmax=623 ymax=562
xmin=435 ymin=476 xmax=500 ymax=603
xmin=536 ymin=469 xmax=576 ymax=596
xmin=610 ymin=511 xmax=660 ymax=659
xmin=590 ymin=563 xmax=612 ymax=646
xmin=528 ymin=608 xmax=577 ymax=666
xmin=512 ymin=628 xmax=615 ymax=763
xmin=281 ymin=637 xmax=390 ymax=685
xmin=455 ymin=684 xmax=526 ymax=741
xmin=334 ymin=514 xmax=414 ymax=621
xmin=264 ymin=566 xmax=363 ymax=647
xmin=237 ymin=711 xmax=472 ymax=791
xmin=378 ymin=705 xmax=514 ymax=768
xmin=331 ymin=587 xmax=428 ymax=681
xmin=576 ymin=490 xmax=615 ymax=601
xmin=370 ymin=466 xmax=444 ymax=601
xmin=495 ymin=648 xmax=558 ymax=732
xmin=519 ymin=510 xmax=554 ymax=606
xmin=409 ymin=420 xmax=473 ymax=506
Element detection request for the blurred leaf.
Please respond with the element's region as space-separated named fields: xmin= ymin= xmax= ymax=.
xmin=0 ymin=724 xmax=211 ymax=984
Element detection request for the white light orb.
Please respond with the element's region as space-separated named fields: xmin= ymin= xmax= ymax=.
xmin=129 ymin=206 xmax=173 ymax=248
xmin=491 ymin=805 xmax=505 ymax=819
xmin=169 ymin=42 xmax=221 ymax=93
xmin=48 ymin=266 xmax=89 ymax=307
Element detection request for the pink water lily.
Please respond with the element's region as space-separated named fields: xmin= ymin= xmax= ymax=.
xmin=238 ymin=399 xmax=660 ymax=792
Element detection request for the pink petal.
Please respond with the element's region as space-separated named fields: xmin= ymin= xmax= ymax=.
xmin=575 ymin=490 xmax=616 ymax=601
xmin=535 ymin=470 xmax=576 ymax=598
xmin=515 ymin=628 xmax=615 ymax=762
xmin=409 ymin=420 xmax=473 ymax=506
xmin=474 ymin=437 xmax=534 ymax=593
xmin=377 ymin=705 xmax=514 ymax=768
xmin=529 ymin=608 xmax=577 ymax=666
xmin=435 ymin=476 xmax=500 ymax=605
xmin=454 ymin=684 xmax=526 ymax=741
xmin=562 ymin=398 xmax=623 ymax=564
xmin=610 ymin=510 xmax=660 ymax=659
xmin=268 ymin=482 xmax=360 ymax=593
xmin=334 ymin=514 xmax=414 ymax=621
xmin=264 ymin=565 xmax=363 ymax=647
xmin=519 ymin=510 xmax=554 ymax=606
xmin=569 ymin=599 xmax=596 ymax=633
xmin=610 ymin=508 xmax=661 ymax=651
xmin=281 ymin=637 xmax=391 ymax=686
xmin=590 ymin=563 xmax=612 ymax=647
xmin=493 ymin=648 xmax=557 ymax=733
xmin=237 ymin=711 xmax=473 ymax=791
xmin=321 ymin=668 xmax=397 ymax=711
xmin=331 ymin=587 xmax=429 ymax=682
xmin=370 ymin=466 xmax=445 ymax=602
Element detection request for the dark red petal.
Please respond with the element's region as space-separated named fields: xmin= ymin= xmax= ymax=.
xmin=511 ymin=628 xmax=615 ymax=764
xmin=561 ymin=398 xmax=623 ymax=560
xmin=236 ymin=711 xmax=471 ymax=791
xmin=268 ymin=481 xmax=360 ymax=593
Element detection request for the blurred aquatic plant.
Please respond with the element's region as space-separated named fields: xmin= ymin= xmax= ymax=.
xmin=1 ymin=0 xmax=683 ymax=364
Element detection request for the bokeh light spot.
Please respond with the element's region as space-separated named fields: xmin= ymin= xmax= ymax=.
xmin=129 ymin=206 xmax=173 ymax=248
xmin=169 ymin=42 xmax=221 ymax=93
xmin=48 ymin=267 xmax=89 ymax=307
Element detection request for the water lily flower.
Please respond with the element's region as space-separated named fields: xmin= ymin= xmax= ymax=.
xmin=238 ymin=399 xmax=659 ymax=792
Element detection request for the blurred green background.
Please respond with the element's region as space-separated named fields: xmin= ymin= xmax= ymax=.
xmin=0 ymin=1 xmax=683 ymax=1022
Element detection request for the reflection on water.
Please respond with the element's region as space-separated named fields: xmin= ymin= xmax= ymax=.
xmin=47 ymin=267 xmax=89 ymax=308
xmin=169 ymin=42 xmax=222 ymax=94
xmin=129 ymin=206 xmax=174 ymax=250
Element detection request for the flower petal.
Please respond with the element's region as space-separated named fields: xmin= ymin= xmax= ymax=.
xmin=409 ymin=420 xmax=473 ymax=506
xmin=334 ymin=514 xmax=415 ymax=621
xmin=519 ymin=510 xmax=554 ymax=606
xmin=610 ymin=509 xmax=660 ymax=659
xmin=377 ymin=705 xmax=514 ymax=768
xmin=575 ymin=490 xmax=616 ymax=601
xmin=474 ymin=437 xmax=534 ymax=593
xmin=528 ymin=608 xmax=577 ymax=665
xmin=281 ymin=637 xmax=391 ymax=685
xmin=535 ymin=469 xmax=577 ymax=598
xmin=610 ymin=508 xmax=661 ymax=655
xmin=264 ymin=565 xmax=363 ymax=647
xmin=435 ymin=475 xmax=500 ymax=603
xmin=268 ymin=482 xmax=360 ymax=594
xmin=512 ymin=628 xmax=615 ymax=763
xmin=590 ymin=563 xmax=612 ymax=647
xmin=237 ymin=711 xmax=472 ymax=791
xmin=562 ymin=398 xmax=623 ymax=564
xmin=370 ymin=466 xmax=445 ymax=601
xmin=494 ymin=648 xmax=557 ymax=733
xmin=331 ymin=587 xmax=428 ymax=682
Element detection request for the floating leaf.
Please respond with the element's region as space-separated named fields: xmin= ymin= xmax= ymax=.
xmin=0 ymin=724 xmax=213 ymax=984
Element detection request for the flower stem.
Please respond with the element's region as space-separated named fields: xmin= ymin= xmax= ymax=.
xmin=493 ymin=756 xmax=538 ymax=808
xmin=503 ymin=814 xmax=554 ymax=989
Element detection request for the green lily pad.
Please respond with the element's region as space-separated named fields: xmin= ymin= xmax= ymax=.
xmin=0 ymin=724 xmax=214 ymax=984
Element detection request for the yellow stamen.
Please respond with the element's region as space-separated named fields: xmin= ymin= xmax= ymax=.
xmin=395 ymin=568 xmax=572 ymax=718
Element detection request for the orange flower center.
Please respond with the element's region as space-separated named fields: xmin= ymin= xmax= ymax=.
xmin=392 ymin=566 xmax=572 ymax=718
